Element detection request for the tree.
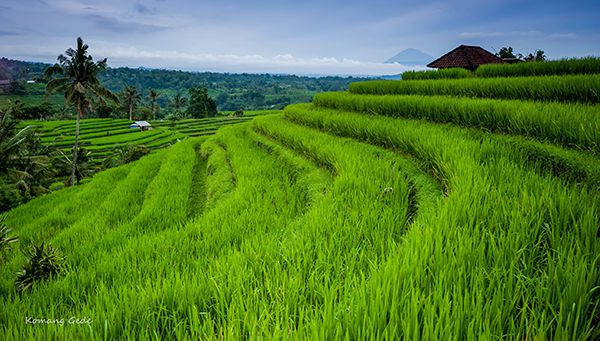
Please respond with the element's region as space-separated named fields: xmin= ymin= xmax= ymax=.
xmin=535 ymin=50 xmax=546 ymax=61
xmin=8 ymin=80 xmax=27 ymax=95
xmin=525 ymin=50 xmax=546 ymax=62
xmin=44 ymin=37 xmax=119 ymax=187
xmin=0 ymin=109 xmax=52 ymax=211
xmin=497 ymin=47 xmax=516 ymax=59
xmin=169 ymin=92 xmax=187 ymax=111
xmin=187 ymin=86 xmax=217 ymax=118
xmin=148 ymin=89 xmax=161 ymax=118
xmin=121 ymin=86 xmax=142 ymax=121
xmin=54 ymin=148 xmax=95 ymax=186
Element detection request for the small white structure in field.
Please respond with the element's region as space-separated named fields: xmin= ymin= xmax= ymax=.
xmin=26 ymin=80 xmax=35 ymax=84
xmin=130 ymin=121 xmax=153 ymax=131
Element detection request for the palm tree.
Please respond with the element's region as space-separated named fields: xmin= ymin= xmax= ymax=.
xmin=148 ymin=89 xmax=161 ymax=118
xmin=121 ymin=86 xmax=142 ymax=121
xmin=169 ymin=92 xmax=187 ymax=111
xmin=0 ymin=109 xmax=52 ymax=211
xmin=44 ymin=37 xmax=119 ymax=187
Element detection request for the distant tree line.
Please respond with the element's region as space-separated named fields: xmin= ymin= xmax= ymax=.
xmin=97 ymin=68 xmax=366 ymax=111
xmin=1 ymin=58 xmax=369 ymax=115
xmin=497 ymin=46 xmax=546 ymax=62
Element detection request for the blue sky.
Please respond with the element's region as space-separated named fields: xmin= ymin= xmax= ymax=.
xmin=0 ymin=0 xmax=598 ymax=75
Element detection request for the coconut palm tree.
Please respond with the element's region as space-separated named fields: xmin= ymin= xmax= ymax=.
xmin=44 ymin=37 xmax=119 ymax=187
xmin=148 ymin=89 xmax=161 ymax=118
xmin=0 ymin=108 xmax=53 ymax=211
xmin=121 ymin=86 xmax=142 ymax=121
xmin=169 ymin=92 xmax=187 ymax=111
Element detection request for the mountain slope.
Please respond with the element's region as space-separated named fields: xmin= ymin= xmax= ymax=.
xmin=385 ymin=48 xmax=433 ymax=65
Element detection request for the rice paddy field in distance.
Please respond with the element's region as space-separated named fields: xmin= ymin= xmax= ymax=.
xmin=1 ymin=59 xmax=599 ymax=339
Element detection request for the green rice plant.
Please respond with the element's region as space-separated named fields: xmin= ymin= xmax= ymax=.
xmin=1 ymin=97 xmax=597 ymax=339
xmin=402 ymin=68 xmax=473 ymax=80
xmin=3 ymin=163 xmax=134 ymax=244
xmin=187 ymin=138 xmax=208 ymax=218
xmin=0 ymin=118 xmax=433 ymax=339
xmin=0 ymin=163 xmax=136 ymax=293
xmin=48 ymin=150 xmax=166 ymax=268
xmin=349 ymin=74 xmax=600 ymax=103
xmin=477 ymin=57 xmax=600 ymax=78
xmin=283 ymin=103 xmax=599 ymax=339
xmin=246 ymin=127 xmax=333 ymax=208
xmin=15 ymin=242 xmax=65 ymax=292
xmin=124 ymin=139 xmax=197 ymax=232
xmin=41 ymin=124 xmax=321 ymax=338
xmin=201 ymin=137 xmax=236 ymax=209
xmin=314 ymin=91 xmax=600 ymax=155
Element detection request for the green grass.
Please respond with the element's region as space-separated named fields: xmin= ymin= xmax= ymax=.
xmin=402 ymin=68 xmax=473 ymax=80
xmin=477 ymin=57 xmax=600 ymax=77
xmin=314 ymin=91 xmax=600 ymax=154
xmin=350 ymin=74 xmax=600 ymax=103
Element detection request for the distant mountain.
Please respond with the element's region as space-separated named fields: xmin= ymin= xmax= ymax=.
xmin=385 ymin=48 xmax=433 ymax=65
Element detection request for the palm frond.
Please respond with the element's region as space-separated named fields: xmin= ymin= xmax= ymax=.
xmin=2 ymin=125 xmax=36 ymax=152
xmin=45 ymin=78 xmax=69 ymax=99
xmin=92 ymin=84 xmax=120 ymax=105
xmin=44 ymin=64 xmax=64 ymax=79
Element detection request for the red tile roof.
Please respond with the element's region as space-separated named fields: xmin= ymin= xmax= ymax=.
xmin=427 ymin=45 xmax=504 ymax=70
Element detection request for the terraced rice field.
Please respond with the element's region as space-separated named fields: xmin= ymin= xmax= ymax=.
xmin=1 ymin=72 xmax=599 ymax=340
xmin=23 ymin=111 xmax=279 ymax=163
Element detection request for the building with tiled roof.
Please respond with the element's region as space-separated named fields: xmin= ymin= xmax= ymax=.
xmin=427 ymin=45 xmax=504 ymax=71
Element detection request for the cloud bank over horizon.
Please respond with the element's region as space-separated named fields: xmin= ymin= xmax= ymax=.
xmin=0 ymin=0 xmax=598 ymax=75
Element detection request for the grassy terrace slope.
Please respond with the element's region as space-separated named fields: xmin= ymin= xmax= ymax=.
xmin=1 ymin=73 xmax=599 ymax=339
xmin=476 ymin=57 xmax=600 ymax=78
xmin=350 ymin=74 xmax=600 ymax=103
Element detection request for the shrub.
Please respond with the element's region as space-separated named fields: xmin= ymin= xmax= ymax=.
xmin=122 ymin=144 xmax=150 ymax=164
xmin=16 ymin=242 xmax=65 ymax=292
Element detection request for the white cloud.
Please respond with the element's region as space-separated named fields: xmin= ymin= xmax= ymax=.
xmin=547 ymin=33 xmax=579 ymax=40
xmin=89 ymin=45 xmax=425 ymax=75
xmin=458 ymin=31 xmax=580 ymax=41
xmin=458 ymin=31 xmax=542 ymax=39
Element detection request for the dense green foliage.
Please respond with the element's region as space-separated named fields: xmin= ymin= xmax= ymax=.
xmin=402 ymin=68 xmax=473 ymax=80
xmin=99 ymin=67 xmax=370 ymax=110
xmin=477 ymin=57 xmax=600 ymax=77
xmin=0 ymin=111 xmax=53 ymax=212
xmin=350 ymin=74 xmax=600 ymax=103
xmin=187 ymin=86 xmax=218 ymax=118
xmin=1 ymin=63 xmax=598 ymax=339
xmin=1 ymin=58 xmax=372 ymax=112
